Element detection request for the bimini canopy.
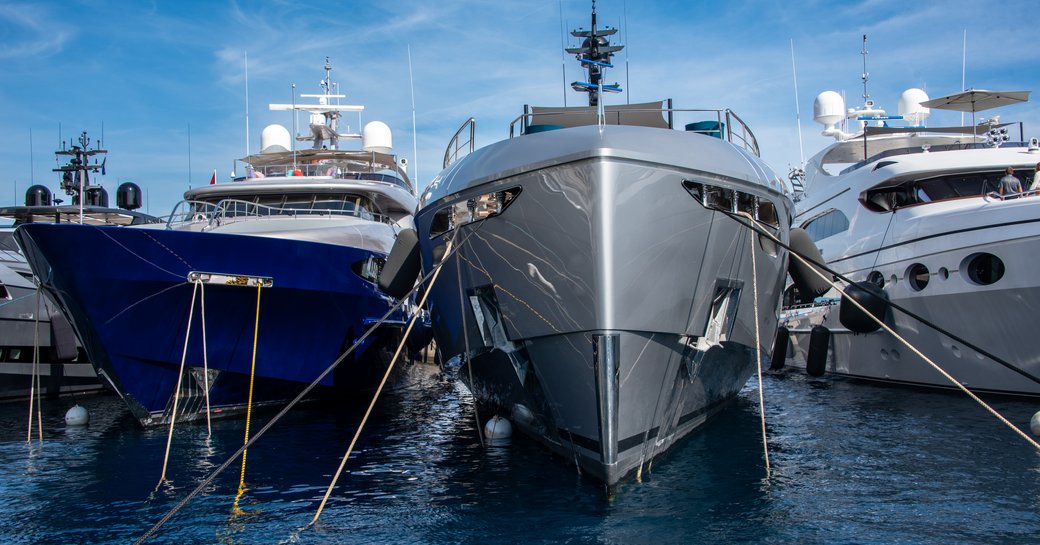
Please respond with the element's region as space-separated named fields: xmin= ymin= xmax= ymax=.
xmin=525 ymin=100 xmax=671 ymax=131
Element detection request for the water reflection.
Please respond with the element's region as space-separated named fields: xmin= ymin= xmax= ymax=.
xmin=2 ymin=364 xmax=1040 ymax=544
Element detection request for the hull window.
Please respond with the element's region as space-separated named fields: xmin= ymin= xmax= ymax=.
xmin=963 ymin=253 xmax=1005 ymax=285
xmin=907 ymin=263 xmax=930 ymax=291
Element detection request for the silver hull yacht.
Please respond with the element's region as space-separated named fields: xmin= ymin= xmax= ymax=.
xmin=410 ymin=5 xmax=792 ymax=487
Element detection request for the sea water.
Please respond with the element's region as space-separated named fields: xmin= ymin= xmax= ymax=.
xmin=1 ymin=363 xmax=1038 ymax=544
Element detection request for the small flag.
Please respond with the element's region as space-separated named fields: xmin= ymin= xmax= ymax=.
xmin=209 ymin=169 xmax=216 ymax=185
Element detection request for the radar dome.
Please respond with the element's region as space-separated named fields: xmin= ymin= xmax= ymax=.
xmin=85 ymin=187 xmax=108 ymax=207
xmin=898 ymin=88 xmax=931 ymax=127
xmin=117 ymin=182 xmax=143 ymax=210
xmin=814 ymin=91 xmax=846 ymax=129
xmin=25 ymin=185 xmax=52 ymax=207
xmin=362 ymin=121 xmax=392 ymax=154
xmin=260 ymin=124 xmax=292 ymax=154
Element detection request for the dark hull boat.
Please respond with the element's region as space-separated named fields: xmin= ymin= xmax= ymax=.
xmin=18 ymin=61 xmax=417 ymax=425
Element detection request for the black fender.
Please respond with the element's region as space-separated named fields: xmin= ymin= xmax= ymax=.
xmin=378 ymin=228 xmax=421 ymax=300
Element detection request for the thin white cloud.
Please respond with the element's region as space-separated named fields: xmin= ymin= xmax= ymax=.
xmin=0 ymin=2 xmax=72 ymax=58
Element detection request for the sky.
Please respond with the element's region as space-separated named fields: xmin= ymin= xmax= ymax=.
xmin=1 ymin=0 xmax=1038 ymax=216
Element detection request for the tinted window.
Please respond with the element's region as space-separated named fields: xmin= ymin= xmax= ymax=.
xmin=802 ymin=210 xmax=850 ymax=241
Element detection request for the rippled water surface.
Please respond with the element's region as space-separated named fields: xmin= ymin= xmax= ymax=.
xmin=2 ymin=364 xmax=1039 ymax=544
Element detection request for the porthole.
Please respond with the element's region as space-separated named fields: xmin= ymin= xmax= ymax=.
xmin=938 ymin=267 xmax=949 ymax=280
xmin=907 ymin=263 xmax=930 ymax=291
xmin=866 ymin=271 xmax=885 ymax=288
xmin=963 ymin=253 xmax=1005 ymax=285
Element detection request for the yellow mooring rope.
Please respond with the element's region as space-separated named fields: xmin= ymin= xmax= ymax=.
xmin=233 ymin=281 xmax=264 ymax=511
xmin=199 ymin=280 xmax=212 ymax=437
xmin=157 ymin=279 xmax=202 ymax=487
xmin=134 ymin=230 xmax=472 ymax=545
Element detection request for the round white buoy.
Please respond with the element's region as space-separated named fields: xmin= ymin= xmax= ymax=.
xmin=484 ymin=415 xmax=512 ymax=440
xmin=65 ymin=405 xmax=89 ymax=427
xmin=1031 ymin=411 xmax=1040 ymax=437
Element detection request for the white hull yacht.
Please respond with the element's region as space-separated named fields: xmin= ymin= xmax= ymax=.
xmin=778 ymin=81 xmax=1040 ymax=397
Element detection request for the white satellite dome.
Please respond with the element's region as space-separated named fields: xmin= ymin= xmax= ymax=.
xmin=813 ymin=91 xmax=846 ymax=130
xmin=362 ymin=121 xmax=392 ymax=154
xmin=260 ymin=124 xmax=292 ymax=154
xmin=898 ymin=88 xmax=931 ymax=127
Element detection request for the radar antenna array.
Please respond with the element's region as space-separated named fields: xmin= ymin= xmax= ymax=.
xmin=565 ymin=0 xmax=624 ymax=106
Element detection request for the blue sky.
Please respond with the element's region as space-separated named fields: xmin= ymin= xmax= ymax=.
xmin=1 ymin=0 xmax=1038 ymax=216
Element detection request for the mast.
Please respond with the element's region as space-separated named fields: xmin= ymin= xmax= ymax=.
xmin=269 ymin=58 xmax=363 ymax=154
xmin=565 ymin=0 xmax=624 ymax=107
xmin=861 ymin=34 xmax=871 ymax=107
xmin=53 ymin=131 xmax=107 ymax=223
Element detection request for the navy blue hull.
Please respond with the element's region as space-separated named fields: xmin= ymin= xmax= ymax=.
xmin=17 ymin=224 xmax=405 ymax=425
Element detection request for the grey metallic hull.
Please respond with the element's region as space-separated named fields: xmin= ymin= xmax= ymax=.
xmin=416 ymin=125 xmax=790 ymax=485
xmin=0 ymin=259 xmax=95 ymax=401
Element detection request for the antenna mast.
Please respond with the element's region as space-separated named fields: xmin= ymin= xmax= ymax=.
xmin=790 ymin=39 xmax=805 ymax=167
xmin=408 ymin=44 xmax=418 ymax=184
xmin=54 ymin=131 xmax=107 ymax=223
xmin=245 ymin=51 xmax=250 ymax=162
xmin=565 ymin=0 xmax=623 ymax=107
xmin=559 ymin=0 xmax=568 ymax=107
xmin=622 ymin=2 xmax=630 ymax=104
xmin=861 ymin=34 xmax=871 ymax=107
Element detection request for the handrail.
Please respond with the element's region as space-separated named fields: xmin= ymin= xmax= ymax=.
xmin=838 ymin=129 xmax=1030 ymax=175
xmin=166 ymin=201 xmax=219 ymax=230
xmin=245 ymin=165 xmax=412 ymax=193
xmin=506 ymin=107 xmax=761 ymax=157
xmin=724 ymin=110 xmax=760 ymax=157
xmin=443 ymin=118 xmax=476 ymax=169
xmin=166 ymin=198 xmax=390 ymax=231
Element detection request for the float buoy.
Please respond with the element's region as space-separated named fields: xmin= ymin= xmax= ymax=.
xmin=788 ymin=228 xmax=830 ymax=303
xmin=806 ymin=325 xmax=830 ymax=377
xmin=65 ymin=405 xmax=89 ymax=427
xmin=1031 ymin=411 xmax=1040 ymax=437
xmin=839 ymin=281 xmax=888 ymax=334
xmin=484 ymin=415 xmax=512 ymax=440
xmin=770 ymin=326 xmax=790 ymax=370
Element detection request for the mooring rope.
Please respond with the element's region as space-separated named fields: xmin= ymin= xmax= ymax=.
xmin=157 ymin=279 xmax=202 ymax=486
xmin=310 ymin=237 xmax=455 ymax=525
xmin=199 ymin=280 xmax=212 ymax=436
xmin=135 ymin=229 xmax=474 ymax=545
xmin=738 ymin=211 xmax=1040 ymax=386
xmin=27 ymin=286 xmax=43 ymax=443
xmin=790 ymin=248 xmax=1040 ymax=452
xmin=720 ymin=209 xmax=1040 ymax=453
xmin=233 ymin=282 xmax=264 ymax=509
xmin=454 ymin=237 xmax=484 ymax=450
xmin=742 ymin=212 xmax=772 ymax=479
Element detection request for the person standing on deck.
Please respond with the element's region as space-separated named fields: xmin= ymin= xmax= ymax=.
xmin=1029 ymin=163 xmax=1040 ymax=193
xmin=998 ymin=166 xmax=1023 ymax=197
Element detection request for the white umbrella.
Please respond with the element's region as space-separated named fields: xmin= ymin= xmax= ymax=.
xmin=923 ymin=88 xmax=1027 ymax=140
xmin=920 ymin=89 xmax=1030 ymax=140
xmin=920 ymin=89 xmax=1030 ymax=113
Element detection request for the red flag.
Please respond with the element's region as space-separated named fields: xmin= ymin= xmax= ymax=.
xmin=209 ymin=169 xmax=216 ymax=185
